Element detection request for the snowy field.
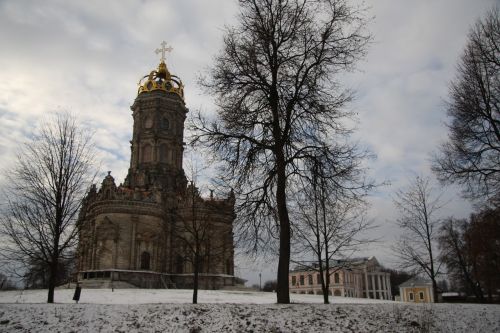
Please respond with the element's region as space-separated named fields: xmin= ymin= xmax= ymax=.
xmin=0 ymin=289 xmax=499 ymax=332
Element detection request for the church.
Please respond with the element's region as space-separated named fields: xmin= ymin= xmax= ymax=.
xmin=75 ymin=43 xmax=236 ymax=289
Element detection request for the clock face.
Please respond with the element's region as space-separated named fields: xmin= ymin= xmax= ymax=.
xmin=144 ymin=117 xmax=153 ymax=129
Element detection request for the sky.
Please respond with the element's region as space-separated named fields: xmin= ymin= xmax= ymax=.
xmin=0 ymin=0 xmax=497 ymax=286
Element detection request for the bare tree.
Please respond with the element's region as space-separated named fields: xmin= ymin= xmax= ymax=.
xmin=175 ymin=183 xmax=207 ymax=304
xmin=439 ymin=217 xmax=486 ymax=302
xmin=174 ymin=184 xmax=222 ymax=304
xmin=466 ymin=207 xmax=500 ymax=301
xmin=432 ymin=6 xmax=500 ymax=202
xmin=440 ymin=207 xmax=500 ymax=302
xmin=392 ymin=176 xmax=443 ymax=302
xmin=0 ymin=113 xmax=96 ymax=303
xmin=172 ymin=159 xmax=234 ymax=304
xmin=191 ymin=0 xmax=370 ymax=303
xmin=291 ymin=159 xmax=373 ymax=304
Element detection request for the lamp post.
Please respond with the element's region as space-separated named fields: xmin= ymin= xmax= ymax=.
xmin=259 ymin=273 xmax=262 ymax=291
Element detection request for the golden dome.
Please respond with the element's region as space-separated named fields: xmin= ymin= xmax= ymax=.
xmin=137 ymin=60 xmax=185 ymax=101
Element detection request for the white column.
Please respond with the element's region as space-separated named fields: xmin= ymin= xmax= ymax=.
xmin=357 ymin=275 xmax=361 ymax=297
xmin=377 ymin=275 xmax=382 ymax=299
xmin=364 ymin=270 xmax=370 ymax=298
xmin=384 ymin=274 xmax=389 ymax=300
xmin=387 ymin=275 xmax=392 ymax=300
xmin=382 ymin=273 xmax=389 ymax=299
xmin=371 ymin=275 xmax=376 ymax=299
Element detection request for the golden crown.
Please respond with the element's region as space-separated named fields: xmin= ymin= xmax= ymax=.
xmin=137 ymin=42 xmax=184 ymax=101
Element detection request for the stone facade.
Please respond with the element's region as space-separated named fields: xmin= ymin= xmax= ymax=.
xmin=76 ymin=59 xmax=236 ymax=289
xmin=289 ymin=257 xmax=392 ymax=300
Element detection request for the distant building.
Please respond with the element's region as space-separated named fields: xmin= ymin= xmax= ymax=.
xmin=75 ymin=44 xmax=236 ymax=289
xmin=399 ymin=277 xmax=434 ymax=303
xmin=289 ymin=257 xmax=392 ymax=299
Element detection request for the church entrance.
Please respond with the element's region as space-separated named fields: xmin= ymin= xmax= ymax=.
xmin=141 ymin=251 xmax=151 ymax=270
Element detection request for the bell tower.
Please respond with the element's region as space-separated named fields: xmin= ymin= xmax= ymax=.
xmin=124 ymin=42 xmax=188 ymax=193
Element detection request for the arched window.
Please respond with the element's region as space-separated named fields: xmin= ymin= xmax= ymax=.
xmin=159 ymin=144 xmax=169 ymax=163
xmin=334 ymin=272 xmax=340 ymax=284
xmin=197 ymin=260 xmax=204 ymax=273
xmin=333 ymin=289 xmax=341 ymax=296
xmin=176 ymin=255 xmax=184 ymax=273
xmin=142 ymin=144 xmax=152 ymax=162
xmin=144 ymin=116 xmax=153 ymax=129
xmin=140 ymin=251 xmax=150 ymax=270
xmin=160 ymin=117 xmax=170 ymax=130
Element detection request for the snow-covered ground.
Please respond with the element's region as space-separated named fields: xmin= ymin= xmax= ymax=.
xmin=0 ymin=289 xmax=499 ymax=332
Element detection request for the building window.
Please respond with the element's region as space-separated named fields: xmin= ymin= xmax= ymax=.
xmin=317 ymin=274 xmax=321 ymax=285
xmin=176 ymin=255 xmax=184 ymax=273
xmin=300 ymin=275 xmax=304 ymax=285
xmin=140 ymin=251 xmax=151 ymax=270
xmin=144 ymin=116 xmax=153 ymax=129
xmin=334 ymin=272 xmax=340 ymax=284
xmin=197 ymin=259 xmax=204 ymax=273
xmin=308 ymin=275 xmax=313 ymax=285
xmin=334 ymin=289 xmax=341 ymax=296
xmin=159 ymin=144 xmax=169 ymax=163
xmin=142 ymin=144 xmax=152 ymax=162
xmin=292 ymin=276 xmax=296 ymax=286
xmin=419 ymin=291 xmax=425 ymax=300
xmin=160 ymin=117 xmax=170 ymax=130
xmin=409 ymin=292 xmax=414 ymax=301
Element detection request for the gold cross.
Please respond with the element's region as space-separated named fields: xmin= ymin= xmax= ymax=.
xmin=155 ymin=41 xmax=173 ymax=63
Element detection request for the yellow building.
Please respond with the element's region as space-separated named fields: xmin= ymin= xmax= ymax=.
xmin=399 ymin=277 xmax=434 ymax=303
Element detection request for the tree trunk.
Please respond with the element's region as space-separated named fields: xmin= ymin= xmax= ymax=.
xmin=431 ymin=278 xmax=438 ymax=303
xmin=48 ymin=225 xmax=61 ymax=304
xmin=317 ymin=257 xmax=328 ymax=304
xmin=321 ymin=179 xmax=329 ymax=305
xmin=320 ymin=269 xmax=329 ymax=304
xmin=426 ymin=208 xmax=439 ymax=303
xmin=47 ymin=260 xmax=58 ymax=303
xmin=324 ymin=262 xmax=331 ymax=304
xmin=193 ymin=253 xmax=199 ymax=304
xmin=276 ymin=150 xmax=290 ymax=304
